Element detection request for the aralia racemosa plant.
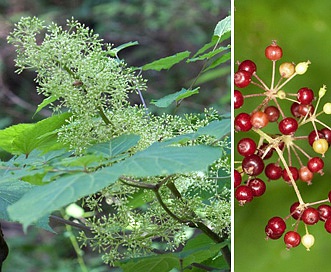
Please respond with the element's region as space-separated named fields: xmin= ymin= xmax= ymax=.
xmin=234 ymin=40 xmax=331 ymax=250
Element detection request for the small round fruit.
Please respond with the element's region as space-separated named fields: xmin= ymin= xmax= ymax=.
xmin=235 ymin=185 xmax=254 ymax=205
xmin=265 ymin=41 xmax=283 ymax=61
xmin=250 ymin=111 xmax=269 ymax=129
xmin=298 ymin=166 xmax=313 ymax=185
xmin=295 ymin=61 xmax=310 ymax=75
xmin=307 ymin=157 xmax=324 ymax=173
xmin=324 ymin=218 xmax=331 ymax=233
xmin=282 ymin=166 xmax=299 ymax=183
xmin=235 ymin=113 xmax=253 ymax=132
xmin=302 ymin=207 xmax=319 ymax=225
xmin=234 ymin=169 xmax=242 ymax=188
xmin=321 ymin=128 xmax=331 ymax=144
xmin=265 ymin=163 xmax=282 ymax=180
xmin=278 ymin=117 xmax=298 ymax=135
xmin=284 ymin=231 xmax=301 ymax=249
xmin=279 ymin=62 xmax=295 ymax=78
xmin=290 ymin=102 xmax=301 ymax=118
xmin=301 ymin=233 xmax=314 ymax=251
xmin=237 ymin=138 xmax=257 ymax=156
xmin=308 ymin=130 xmax=325 ymax=146
xmin=238 ymin=60 xmax=257 ymax=75
xmin=265 ymin=216 xmax=286 ymax=240
xmin=247 ymin=178 xmax=266 ymax=197
xmin=264 ymin=106 xmax=280 ymax=122
xmin=317 ymin=204 xmax=331 ymax=221
xmin=234 ymin=70 xmax=251 ymax=88
xmin=234 ymin=90 xmax=244 ymax=109
xmin=242 ymin=154 xmax=265 ymax=176
xmin=312 ymin=138 xmax=329 ymax=155
xmin=290 ymin=202 xmax=302 ymax=220
xmin=297 ymin=87 xmax=314 ymax=105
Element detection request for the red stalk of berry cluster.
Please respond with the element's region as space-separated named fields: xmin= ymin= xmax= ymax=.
xmin=234 ymin=40 xmax=331 ymax=251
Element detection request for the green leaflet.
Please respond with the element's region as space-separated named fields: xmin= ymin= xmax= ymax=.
xmin=151 ymin=88 xmax=200 ymax=108
xmin=0 ymin=112 xmax=71 ymax=155
xmin=141 ymin=51 xmax=190 ymax=71
xmin=8 ymin=143 xmax=221 ymax=229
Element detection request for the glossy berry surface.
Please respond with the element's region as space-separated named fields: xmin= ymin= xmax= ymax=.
xmin=265 ymin=216 xmax=286 ymax=240
xmin=302 ymin=207 xmax=319 ymax=225
xmin=307 ymin=157 xmax=324 ymax=173
xmin=265 ymin=163 xmax=282 ymax=180
xmin=247 ymin=178 xmax=266 ymax=197
xmin=297 ymin=87 xmax=314 ymax=105
xmin=234 ymin=169 xmax=242 ymax=188
xmin=250 ymin=111 xmax=269 ymax=129
xmin=235 ymin=113 xmax=252 ymax=132
xmin=282 ymin=166 xmax=299 ymax=183
xmin=235 ymin=185 xmax=254 ymax=205
xmin=242 ymin=154 xmax=265 ymax=176
xmin=324 ymin=218 xmax=331 ymax=233
xmin=265 ymin=41 xmax=283 ymax=61
xmin=317 ymin=205 xmax=331 ymax=221
xmin=278 ymin=117 xmax=298 ymax=135
xmin=234 ymin=70 xmax=251 ymax=88
xmin=237 ymin=138 xmax=257 ymax=157
xmin=234 ymin=90 xmax=244 ymax=109
xmin=290 ymin=202 xmax=302 ymax=220
xmin=238 ymin=60 xmax=257 ymax=75
xmin=264 ymin=105 xmax=280 ymax=122
xmin=284 ymin=231 xmax=301 ymax=249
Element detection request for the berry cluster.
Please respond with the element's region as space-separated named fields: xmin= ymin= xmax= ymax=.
xmin=234 ymin=40 xmax=331 ymax=250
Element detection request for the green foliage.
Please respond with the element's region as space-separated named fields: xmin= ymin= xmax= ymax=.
xmin=2 ymin=15 xmax=231 ymax=271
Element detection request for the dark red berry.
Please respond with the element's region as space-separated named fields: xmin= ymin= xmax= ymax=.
xmin=298 ymin=104 xmax=314 ymax=117
xmin=234 ymin=169 xmax=242 ymax=188
xmin=247 ymin=178 xmax=266 ymax=197
xmin=284 ymin=231 xmax=301 ymax=249
xmin=238 ymin=60 xmax=257 ymax=75
xmin=317 ymin=204 xmax=331 ymax=221
xmin=265 ymin=163 xmax=282 ymax=180
xmin=235 ymin=113 xmax=252 ymax=132
xmin=302 ymin=207 xmax=319 ymax=225
xmin=242 ymin=154 xmax=265 ymax=176
xmin=282 ymin=166 xmax=299 ymax=183
xmin=265 ymin=41 xmax=283 ymax=61
xmin=321 ymin=128 xmax=331 ymax=145
xmin=264 ymin=105 xmax=280 ymax=122
xmin=265 ymin=216 xmax=286 ymax=240
xmin=290 ymin=202 xmax=302 ymax=220
xmin=324 ymin=218 xmax=331 ymax=233
xmin=278 ymin=117 xmax=298 ymax=135
xmin=297 ymin=87 xmax=314 ymax=105
xmin=237 ymin=138 xmax=257 ymax=157
xmin=234 ymin=90 xmax=244 ymax=109
xmin=235 ymin=185 xmax=254 ymax=205
xmin=328 ymin=191 xmax=331 ymax=202
xmin=234 ymin=70 xmax=251 ymax=88
xmin=307 ymin=157 xmax=324 ymax=173
xmin=257 ymin=143 xmax=274 ymax=159
xmin=290 ymin=102 xmax=301 ymax=118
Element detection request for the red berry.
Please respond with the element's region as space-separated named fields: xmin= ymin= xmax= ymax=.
xmin=247 ymin=178 xmax=266 ymax=197
xmin=235 ymin=185 xmax=254 ymax=205
xmin=297 ymin=87 xmax=314 ymax=105
xmin=298 ymin=166 xmax=313 ymax=185
xmin=278 ymin=117 xmax=298 ymax=135
xmin=284 ymin=231 xmax=301 ymax=249
xmin=238 ymin=60 xmax=257 ymax=75
xmin=317 ymin=204 xmax=331 ymax=221
xmin=242 ymin=154 xmax=265 ymax=176
xmin=265 ymin=163 xmax=282 ymax=180
xmin=321 ymin=128 xmax=331 ymax=145
xmin=328 ymin=191 xmax=331 ymax=202
xmin=257 ymin=143 xmax=274 ymax=160
xmin=250 ymin=111 xmax=269 ymax=129
xmin=237 ymin=138 xmax=257 ymax=157
xmin=265 ymin=41 xmax=283 ymax=61
xmin=307 ymin=157 xmax=324 ymax=173
xmin=265 ymin=216 xmax=286 ymax=240
xmin=234 ymin=90 xmax=244 ymax=109
xmin=235 ymin=113 xmax=252 ymax=132
xmin=282 ymin=166 xmax=299 ymax=183
xmin=302 ymin=207 xmax=319 ymax=225
xmin=290 ymin=202 xmax=302 ymax=220
xmin=297 ymin=104 xmax=314 ymax=117
xmin=234 ymin=169 xmax=242 ymax=188
xmin=264 ymin=105 xmax=280 ymax=122
xmin=290 ymin=102 xmax=301 ymax=118
xmin=324 ymin=218 xmax=331 ymax=233
xmin=234 ymin=70 xmax=251 ymax=88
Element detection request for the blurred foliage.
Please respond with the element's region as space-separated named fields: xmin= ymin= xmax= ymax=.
xmin=0 ymin=0 xmax=230 ymax=271
xmin=235 ymin=0 xmax=331 ymax=271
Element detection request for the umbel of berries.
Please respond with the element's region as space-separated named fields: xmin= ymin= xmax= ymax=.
xmin=234 ymin=40 xmax=331 ymax=251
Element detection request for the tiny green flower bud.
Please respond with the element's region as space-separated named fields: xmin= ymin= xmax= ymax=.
xmin=319 ymin=85 xmax=327 ymax=98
